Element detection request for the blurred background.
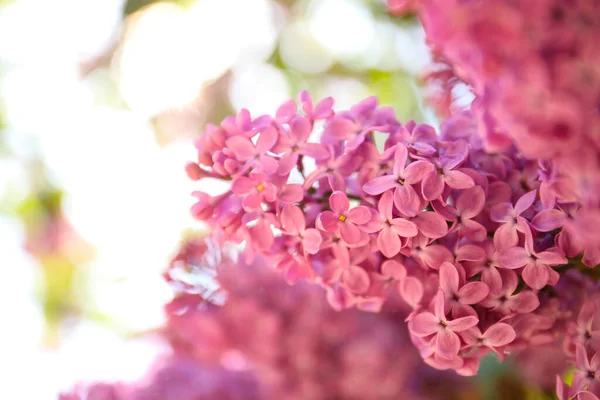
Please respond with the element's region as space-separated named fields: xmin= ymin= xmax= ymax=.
xmin=0 ymin=0 xmax=432 ymax=397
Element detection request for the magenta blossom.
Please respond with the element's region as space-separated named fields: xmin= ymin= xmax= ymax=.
xmin=317 ymin=191 xmax=371 ymax=244
xmin=490 ymin=189 xmax=537 ymax=250
xmin=439 ymin=261 xmax=489 ymax=318
xmin=280 ymin=204 xmax=322 ymax=255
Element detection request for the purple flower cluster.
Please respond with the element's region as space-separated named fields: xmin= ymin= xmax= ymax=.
xmin=186 ymin=91 xmax=600 ymax=377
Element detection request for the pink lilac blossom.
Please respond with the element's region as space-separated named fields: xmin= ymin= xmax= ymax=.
xmin=186 ymin=92 xmax=600 ymax=380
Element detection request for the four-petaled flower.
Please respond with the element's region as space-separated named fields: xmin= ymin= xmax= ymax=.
xmin=317 ymin=191 xmax=371 ymax=244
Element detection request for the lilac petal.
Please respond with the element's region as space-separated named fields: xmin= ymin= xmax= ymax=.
xmin=577 ymin=301 xmax=597 ymax=331
xmin=439 ymin=262 xmax=459 ymax=296
xmin=280 ymin=204 xmax=305 ymax=234
xmin=436 ymin=329 xmax=461 ymax=358
xmin=457 ymin=282 xmax=489 ymax=304
xmin=446 ymin=315 xmax=479 ymax=332
xmin=378 ymin=227 xmax=402 ymax=258
xmin=578 ymin=392 xmax=600 ymax=400
xmin=481 ymin=267 xmax=503 ymax=294
xmin=509 ymin=291 xmax=540 ymax=313
xmin=514 ymin=189 xmax=537 ymax=215
xmin=455 ymin=244 xmax=486 ymax=262
xmin=302 ymin=228 xmax=322 ymax=255
xmin=456 ymin=186 xmax=485 ymax=219
xmin=326 ymin=117 xmax=355 ymax=140
xmin=493 ymin=223 xmax=519 ymax=250
xmin=289 ymin=115 xmax=311 ymax=142
xmin=404 ymin=160 xmax=434 ymax=184
xmin=347 ymin=206 xmax=372 ymax=224
xmin=408 ymin=312 xmax=440 ymax=337
xmin=420 ymin=245 xmax=454 ymax=270
xmin=381 ymin=260 xmax=406 ymax=280
xmin=394 ymin=184 xmax=422 ymax=217
xmin=225 ymin=136 xmax=256 ymax=161
xmin=279 ymin=184 xmax=304 ymax=203
xmin=242 ymin=193 xmax=262 ymax=210
xmin=484 ymin=323 xmax=516 ymax=347
xmin=576 ymin=344 xmax=592 ymax=371
xmin=460 ymin=219 xmax=487 ymax=242
xmin=490 ymin=203 xmax=514 ymax=223
xmin=231 ymin=176 xmax=255 ymax=195
xmin=414 ymin=212 xmax=449 ymax=239
xmin=522 ymin=262 xmax=549 ymax=290
xmin=318 ymin=211 xmax=338 ymax=232
xmin=275 ymin=98 xmax=296 ymax=121
xmin=378 ymin=190 xmax=394 ymax=221
xmin=327 ymin=172 xmax=346 ymax=192
xmin=263 ymin=183 xmax=278 ymax=202
xmin=312 ymin=96 xmax=334 ymax=119
xmin=391 ymin=218 xmax=418 ymax=237
xmin=299 ymin=143 xmax=330 ymax=160
xmin=340 ymin=222 xmax=361 ymax=244
xmin=498 ymin=247 xmax=530 ymax=269
xmin=256 ymin=126 xmax=278 ymax=153
xmin=250 ymin=219 xmax=274 ymax=251
xmin=422 ymin=171 xmax=445 ymax=201
xmin=363 ymin=175 xmax=398 ymax=195
xmin=444 ymin=170 xmax=475 ymax=189
xmin=278 ymin=152 xmax=299 ymax=176
xmin=343 ymin=266 xmax=370 ymax=294
xmin=259 ymin=154 xmax=278 ymax=175
xmin=329 ymin=191 xmax=349 ymax=213
xmin=400 ymin=276 xmax=423 ymax=309
xmin=393 ymin=143 xmax=409 ymax=176
xmin=536 ymin=249 xmax=568 ymax=266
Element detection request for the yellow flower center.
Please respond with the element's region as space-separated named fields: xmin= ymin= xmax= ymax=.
xmin=338 ymin=214 xmax=347 ymax=222
xmin=398 ymin=178 xmax=405 ymax=185
xmin=256 ymin=184 xmax=265 ymax=192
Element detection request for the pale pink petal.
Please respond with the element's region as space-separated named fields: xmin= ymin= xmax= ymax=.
xmin=391 ymin=218 xmax=418 ymax=237
xmin=279 ymin=184 xmax=304 ymax=203
xmin=302 ymin=229 xmax=322 ymax=255
xmin=275 ymin=98 xmax=296 ymax=121
xmin=289 ymin=115 xmax=311 ymax=142
xmin=259 ymin=154 xmax=278 ymax=175
xmin=493 ymin=223 xmax=519 ymax=250
xmin=577 ymin=392 xmax=600 ymax=400
xmin=404 ymin=160 xmax=434 ymax=184
xmin=531 ymin=209 xmax=566 ymax=232
xmin=578 ymin=301 xmax=597 ymax=331
xmin=332 ymin=245 xmax=351 ymax=268
xmin=455 ymin=244 xmax=486 ymax=262
xmin=329 ymin=191 xmax=350 ymax=213
xmin=460 ymin=219 xmax=487 ymax=242
xmin=446 ymin=316 xmax=479 ymax=332
xmin=522 ymin=262 xmax=549 ymax=290
xmin=439 ymin=262 xmax=459 ymax=296
xmin=362 ymin=175 xmax=398 ymax=195
xmin=312 ymin=97 xmax=334 ymax=119
xmin=456 ymin=186 xmax=485 ymax=219
xmin=422 ymin=171 xmax=445 ymax=200
xmin=400 ymin=276 xmax=423 ymax=308
xmin=378 ymin=190 xmax=394 ymax=220
xmin=347 ymin=206 xmax=372 ymax=224
xmin=231 ymin=176 xmax=255 ymax=195
xmin=484 ymin=323 xmax=516 ymax=347
xmin=343 ymin=266 xmax=370 ymax=294
xmin=242 ymin=193 xmax=262 ymax=210
xmin=514 ymin=189 xmax=537 ymax=215
xmin=436 ymin=329 xmax=461 ymax=358
xmin=498 ymin=247 xmax=531 ymax=269
xmin=256 ymin=126 xmax=278 ymax=152
xmin=326 ymin=118 xmax=356 ymax=140
xmin=250 ymin=219 xmax=274 ymax=251
xmin=381 ymin=260 xmax=406 ymax=280
xmin=394 ymin=184 xmax=422 ymax=217
xmin=509 ymin=291 xmax=540 ymax=313
xmin=420 ymin=245 xmax=454 ymax=270
xmin=277 ymin=152 xmax=299 ymax=176
xmin=299 ymin=90 xmax=313 ymax=114
xmin=408 ymin=312 xmax=440 ymax=337
xmin=299 ymin=143 xmax=329 ymax=160
xmin=444 ymin=170 xmax=475 ymax=189
xmin=340 ymin=222 xmax=361 ymax=244
xmin=576 ymin=344 xmax=592 ymax=372
xmin=414 ymin=212 xmax=449 ymax=239
xmin=378 ymin=227 xmax=402 ymax=258
xmin=457 ymin=282 xmax=489 ymax=304
xmin=393 ymin=143 xmax=409 ymax=176
xmin=536 ymin=249 xmax=568 ymax=266
xmin=281 ymin=204 xmax=305 ymax=234
xmin=327 ymin=172 xmax=346 ymax=192
xmin=481 ymin=268 xmax=502 ymax=293
xmin=262 ymin=183 xmax=278 ymax=202
xmin=226 ymin=136 xmax=256 ymax=161
xmin=490 ymin=203 xmax=514 ymax=223
xmin=318 ymin=211 xmax=338 ymax=232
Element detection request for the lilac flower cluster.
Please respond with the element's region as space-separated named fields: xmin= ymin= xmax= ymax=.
xmin=186 ymin=91 xmax=600 ymax=377
xmin=63 ymin=243 xmax=472 ymax=400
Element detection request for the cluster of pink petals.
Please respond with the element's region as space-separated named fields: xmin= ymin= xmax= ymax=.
xmin=185 ymin=92 xmax=600 ymax=377
xmin=388 ymin=0 xmax=600 ymax=243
